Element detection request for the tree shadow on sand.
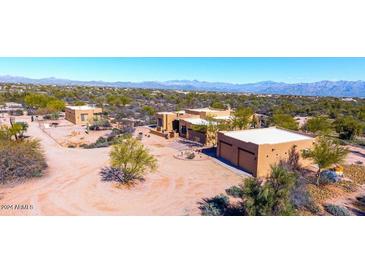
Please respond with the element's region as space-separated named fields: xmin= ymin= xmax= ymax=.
xmin=349 ymin=196 xmax=365 ymax=216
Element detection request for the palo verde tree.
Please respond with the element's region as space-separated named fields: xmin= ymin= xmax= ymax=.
xmin=24 ymin=93 xmax=65 ymax=114
xmin=231 ymin=106 xmax=253 ymax=130
xmin=107 ymin=136 xmax=157 ymax=183
xmin=210 ymin=101 xmax=226 ymax=110
xmin=302 ymin=137 xmax=348 ymax=185
xmin=334 ymin=116 xmax=363 ymax=140
xmin=271 ymin=113 xmax=299 ymax=131
xmin=303 ymin=116 xmax=332 ymax=135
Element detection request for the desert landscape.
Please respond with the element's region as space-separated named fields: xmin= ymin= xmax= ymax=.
xmin=0 ymin=116 xmax=245 ymax=215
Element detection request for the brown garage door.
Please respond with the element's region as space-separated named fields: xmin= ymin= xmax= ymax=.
xmin=219 ymin=141 xmax=234 ymax=163
xmin=238 ymin=148 xmax=256 ymax=175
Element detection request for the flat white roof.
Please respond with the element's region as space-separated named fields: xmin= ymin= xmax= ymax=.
xmin=66 ymin=105 xmax=100 ymax=111
xmin=222 ymin=127 xmax=313 ymax=145
xmin=182 ymin=117 xmax=215 ymax=126
xmin=157 ymin=111 xmax=174 ymax=115
xmin=187 ymin=107 xmax=225 ymax=113
xmin=213 ymin=115 xmax=232 ymax=120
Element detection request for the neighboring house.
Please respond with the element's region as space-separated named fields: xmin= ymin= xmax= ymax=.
xmin=217 ymin=127 xmax=314 ymax=177
xmin=184 ymin=107 xmax=231 ymax=119
xmin=0 ymin=102 xmax=24 ymax=113
xmin=65 ymin=105 xmax=103 ymax=125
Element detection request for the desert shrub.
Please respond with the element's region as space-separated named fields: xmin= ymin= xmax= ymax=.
xmin=334 ymin=116 xmax=363 ymax=140
xmin=100 ymin=167 xmax=125 ymax=183
xmin=303 ymin=116 xmax=332 ymax=135
xmin=0 ymin=139 xmax=47 ymax=184
xmin=89 ymin=119 xmax=111 ymax=130
xmin=271 ymin=113 xmax=298 ymax=130
xmin=199 ymin=195 xmax=230 ymax=216
xmin=1 ymin=123 xmax=28 ymax=141
xmin=319 ymin=170 xmax=340 ymax=184
xmin=120 ymin=126 xmax=135 ymax=134
xmin=246 ymin=166 xmax=297 ymax=216
xmin=186 ymin=152 xmax=195 ymax=159
xmin=83 ymin=137 xmax=109 ymax=149
xmin=108 ymin=127 xmax=135 ymax=139
xmin=43 ymin=112 xmax=60 ymax=120
xmin=12 ymin=122 xmax=28 ymax=139
xmin=324 ymin=204 xmax=351 ymax=216
xmin=84 ymin=132 xmax=133 ymax=149
xmin=224 ymin=165 xmax=297 ymax=216
xmin=291 ymin=178 xmax=321 ymax=214
xmin=225 ymin=185 xmax=244 ymax=198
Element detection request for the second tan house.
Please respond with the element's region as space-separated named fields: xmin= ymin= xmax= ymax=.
xmin=217 ymin=127 xmax=314 ymax=177
xmin=65 ymin=105 xmax=103 ymax=125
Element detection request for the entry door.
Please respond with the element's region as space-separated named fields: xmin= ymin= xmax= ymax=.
xmin=172 ymin=120 xmax=179 ymax=131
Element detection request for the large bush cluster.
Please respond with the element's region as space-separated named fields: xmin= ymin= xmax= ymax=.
xmin=0 ymin=139 xmax=47 ymax=184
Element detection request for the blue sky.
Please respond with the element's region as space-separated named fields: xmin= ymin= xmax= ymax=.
xmin=0 ymin=57 xmax=364 ymax=84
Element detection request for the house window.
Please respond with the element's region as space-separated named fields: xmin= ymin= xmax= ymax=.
xmin=181 ymin=125 xmax=187 ymax=135
xmin=80 ymin=113 xmax=88 ymax=122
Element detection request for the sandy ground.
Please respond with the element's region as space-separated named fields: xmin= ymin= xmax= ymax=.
xmin=39 ymin=118 xmax=111 ymax=147
xmin=345 ymin=145 xmax=365 ymax=166
xmin=0 ymin=117 xmax=245 ymax=216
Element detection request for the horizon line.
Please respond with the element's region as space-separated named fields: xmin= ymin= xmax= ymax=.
xmin=0 ymin=74 xmax=365 ymax=86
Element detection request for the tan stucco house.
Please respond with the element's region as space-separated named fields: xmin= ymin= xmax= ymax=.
xmin=154 ymin=107 xmax=232 ymax=144
xmin=217 ymin=127 xmax=314 ymax=177
xmin=65 ymin=105 xmax=103 ymax=125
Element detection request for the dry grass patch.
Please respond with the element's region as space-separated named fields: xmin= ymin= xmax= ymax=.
xmin=296 ymin=209 xmax=314 ymax=216
xmin=307 ymin=184 xmax=344 ymax=204
xmin=306 ymin=165 xmax=365 ymax=214
xmin=342 ymin=165 xmax=365 ymax=186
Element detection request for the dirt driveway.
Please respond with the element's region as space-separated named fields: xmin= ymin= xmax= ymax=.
xmin=0 ymin=119 xmax=245 ymax=216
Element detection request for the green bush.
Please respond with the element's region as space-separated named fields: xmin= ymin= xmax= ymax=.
xmin=199 ymin=195 xmax=230 ymax=216
xmin=272 ymin=113 xmax=299 ymax=131
xmin=334 ymin=116 xmax=363 ymax=140
xmin=43 ymin=112 xmax=60 ymax=120
xmin=324 ymin=204 xmax=351 ymax=216
xmin=89 ymin=119 xmax=111 ymax=130
xmin=225 ymin=185 xmax=244 ymax=198
xmin=83 ymin=137 xmax=109 ymax=149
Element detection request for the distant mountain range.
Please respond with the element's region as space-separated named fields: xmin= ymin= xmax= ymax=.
xmin=0 ymin=75 xmax=364 ymax=98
